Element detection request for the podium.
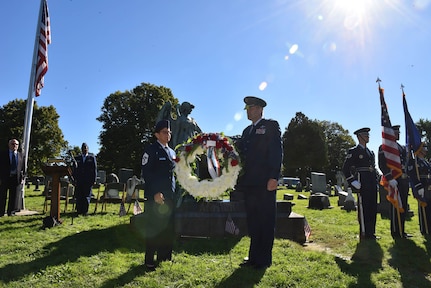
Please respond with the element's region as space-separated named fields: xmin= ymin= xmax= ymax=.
xmin=42 ymin=165 xmax=72 ymax=221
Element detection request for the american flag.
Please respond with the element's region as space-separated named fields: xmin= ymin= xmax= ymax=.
xmin=133 ymin=200 xmax=143 ymax=215
xmin=304 ymin=217 xmax=311 ymax=240
xmin=225 ymin=214 xmax=239 ymax=235
xmin=379 ymin=85 xmax=403 ymax=212
xmin=35 ymin=0 xmax=51 ymax=97
xmin=119 ymin=202 xmax=127 ymax=217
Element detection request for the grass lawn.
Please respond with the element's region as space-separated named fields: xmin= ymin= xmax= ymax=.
xmin=0 ymin=185 xmax=431 ymax=287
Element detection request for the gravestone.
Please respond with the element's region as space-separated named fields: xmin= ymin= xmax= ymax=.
xmin=311 ymin=172 xmax=327 ymax=194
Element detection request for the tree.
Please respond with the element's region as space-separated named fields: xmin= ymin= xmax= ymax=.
xmin=318 ymin=120 xmax=355 ymax=182
xmin=0 ymin=99 xmax=67 ymax=176
xmin=282 ymin=112 xmax=328 ymax=183
xmin=97 ymin=83 xmax=178 ymax=176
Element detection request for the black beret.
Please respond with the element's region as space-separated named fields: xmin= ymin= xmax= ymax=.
xmin=353 ymin=127 xmax=370 ymax=135
xmin=244 ymin=96 xmax=267 ymax=107
xmin=155 ymin=120 xmax=170 ymax=133
xmin=392 ymin=125 xmax=400 ymax=130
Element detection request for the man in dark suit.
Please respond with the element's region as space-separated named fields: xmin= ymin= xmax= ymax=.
xmin=343 ymin=128 xmax=379 ymax=240
xmin=236 ymin=96 xmax=283 ymax=269
xmin=0 ymin=139 xmax=26 ymax=216
xmin=141 ymin=120 xmax=177 ymax=270
xmin=72 ymin=143 xmax=97 ymax=216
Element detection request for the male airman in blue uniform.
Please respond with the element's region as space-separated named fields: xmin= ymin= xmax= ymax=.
xmin=236 ymin=96 xmax=283 ymax=269
xmin=141 ymin=120 xmax=176 ymax=270
xmin=343 ymin=128 xmax=379 ymax=240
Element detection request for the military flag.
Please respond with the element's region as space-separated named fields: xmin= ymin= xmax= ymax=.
xmin=379 ymin=85 xmax=403 ymax=212
xmin=403 ymin=91 xmax=423 ymax=155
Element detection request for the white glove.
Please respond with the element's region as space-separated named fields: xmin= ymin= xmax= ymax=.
xmin=351 ymin=180 xmax=361 ymax=190
xmin=418 ymin=188 xmax=425 ymax=198
xmin=388 ymin=179 xmax=398 ymax=189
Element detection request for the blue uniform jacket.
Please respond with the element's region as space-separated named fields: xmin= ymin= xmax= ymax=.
xmin=236 ymin=118 xmax=283 ymax=188
xmin=407 ymin=157 xmax=431 ymax=202
xmin=342 ymin=144 xmax=377 ymax=186
xmin=141 ymin=142 xmax=176 ymax=201
xmin=72 ymin=154 xmax=97 ymax=186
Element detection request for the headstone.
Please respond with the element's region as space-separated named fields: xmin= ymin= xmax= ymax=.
xmin=311 ymin=172 xmax=327 ymax=194
xmin=343 ymin=188 xmax=356 ymax=211
xmin=118 ymin=168 xmax=134 ymax=184
xmin=97 ymin=170 xmax=106 ymax=184
xmin=308 ymin=193 xmax=331 ymax=210
xmin=283 ymin=193 xmax=294 ymax=201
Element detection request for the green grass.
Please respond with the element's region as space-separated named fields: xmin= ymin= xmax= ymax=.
xmin=0 ymin=185 xmax=430 ymax=287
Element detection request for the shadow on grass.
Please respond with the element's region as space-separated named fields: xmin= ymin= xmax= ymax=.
xmin=176 ymin=235 xmax=242 ymax=255
xmin=335 ymin=239 xmax=383 ymax=288
xmin=214 ymin=266 xmax=266 ymax=288
xmin=388 ymin=236 xmax=431 ymax=287
xmin=0 ymin=219 xmax=144 ymax=284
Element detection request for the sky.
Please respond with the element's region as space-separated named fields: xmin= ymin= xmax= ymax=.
xmin=2 ymin=0 xmax=431 ymax=164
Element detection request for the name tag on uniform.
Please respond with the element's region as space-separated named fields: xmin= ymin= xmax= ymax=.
xmin=159 ymin=157 xmax=167 ymax=160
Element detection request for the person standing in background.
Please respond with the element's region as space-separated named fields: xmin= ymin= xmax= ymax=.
xmin=0 ymin=139 xmax=26 ymax=216
xmin=343 ymin=128 xmax=379 ymax=240
xmin=72 ymin=143 xmax=97 ymax=216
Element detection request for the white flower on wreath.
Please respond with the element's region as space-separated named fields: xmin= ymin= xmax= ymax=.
xmin=174 ymin=133 xmax=241 ymax=199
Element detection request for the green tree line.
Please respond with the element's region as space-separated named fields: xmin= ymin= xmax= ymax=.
xmin=2 ymin=82 xmax=431 ymax=185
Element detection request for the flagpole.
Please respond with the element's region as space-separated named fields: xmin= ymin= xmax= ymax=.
xmin=21 ymin=0 xmax=46 ymax=210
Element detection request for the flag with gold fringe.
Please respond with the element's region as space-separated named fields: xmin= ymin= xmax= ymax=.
xmin=379 ymin=84 xmax=404 ymax=212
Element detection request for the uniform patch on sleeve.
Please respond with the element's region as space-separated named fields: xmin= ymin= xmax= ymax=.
xmin=142 ymin=153 xmax=149 ymax=166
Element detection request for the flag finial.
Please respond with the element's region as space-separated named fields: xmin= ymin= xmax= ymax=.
xmin=376 ymin=77 xmax=382 ymax=89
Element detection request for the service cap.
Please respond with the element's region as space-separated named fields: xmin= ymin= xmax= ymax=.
xmin=155 ymin=120 xmax=170 ymax=133
xmin=353 ymin=127 xmax=370 ymax=135
xmin=244 ymin=96 xmax=267 ymax=108
xmin=392 ymin=125 xmax=400 ymax=130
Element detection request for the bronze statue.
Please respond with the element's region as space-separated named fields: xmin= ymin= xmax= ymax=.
xmin=156 ymin=101 xmax=202 ymax=148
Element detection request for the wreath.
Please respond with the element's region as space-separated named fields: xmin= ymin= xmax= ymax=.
xmin=174 ymin=133 xmax=241 ymax=199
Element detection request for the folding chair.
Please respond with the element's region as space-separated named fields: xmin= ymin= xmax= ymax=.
xmin=96 ymin=182 xmax=126 ymax=212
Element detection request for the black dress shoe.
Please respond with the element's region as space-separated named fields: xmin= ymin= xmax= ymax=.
xmin=365 ymin=235 xmax=380 ymax=240
xmin=403 ymin=233 xmax=413 ymax=238
xmin=145 ymin=263 xmax=156 ymax=271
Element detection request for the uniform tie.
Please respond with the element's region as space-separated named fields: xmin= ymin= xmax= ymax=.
xmin=165 ymin=147 xmax=172 ymax=161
